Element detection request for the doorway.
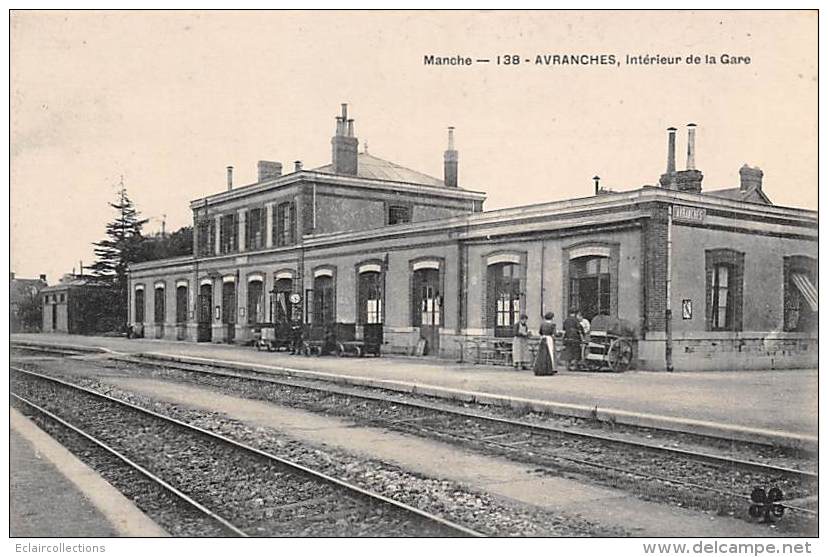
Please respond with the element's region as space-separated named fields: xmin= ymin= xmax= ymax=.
xmin=222 ymin=281 xmax=236 ymax=343
xmin=197 ymin=283 xmax=212 ymax=342
xmin=413 ymin=268 xmax=441 ymax=355
xmin=154 ymin=286 xmax=165 ymax=339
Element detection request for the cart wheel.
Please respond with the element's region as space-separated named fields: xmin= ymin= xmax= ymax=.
xmin=336 ymin=343 xmax=345 ymax=357
xmin=607 ymin=338 xmax=633 ymax=372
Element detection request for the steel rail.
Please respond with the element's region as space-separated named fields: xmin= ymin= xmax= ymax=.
xmin=10 ymin=392 xmax=248 ymax=537
xmin=107 ymin=355 xmax=818 ymax=517
xmin=406 ymin=418 xmax=818 ymax=516
xmin=10 ymin=365 xmax=485 ymax=538
xmin=117 ymin=354 xmax=817 ymax=482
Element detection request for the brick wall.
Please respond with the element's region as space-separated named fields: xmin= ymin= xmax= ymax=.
xmin=641 ymin=203 xmax=669 ymax=333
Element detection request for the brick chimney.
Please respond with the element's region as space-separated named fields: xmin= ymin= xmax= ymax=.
xmin=673 ymin=123 xmax=703 ymax=193
xmin=226 ymin=166 xmax=234 ymax=190
xmin=739 ymin=164 xmax=763 ymax=192
xmin=331 ymin=103 xmax=358 ymax=175
xmin=257 ymin=161 xmax=282 ymax=182
xmin=660 ymin=124 xmax=703 ymax=193
xmin=444 ymin=127 xmax=458 ymax=187
xmin=294 ymin=160 xmax=303 ymax=172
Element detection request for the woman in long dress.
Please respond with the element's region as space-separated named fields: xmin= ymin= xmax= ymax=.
xmin=512 ymin=314 xmax=531 ymax=370
xmin=533 ymin=312 xmax=558 ymax=376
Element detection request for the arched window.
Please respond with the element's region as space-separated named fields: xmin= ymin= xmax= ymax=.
xmin=487 ymin=262 xmax=521 ymax=337
xmin=247 ymin=279 xmax=264 ymax=324
xmin=273 ymin=277 xmax=293 ymax=324
xmin=311 ymin=274 xmax=335 ymax=325
xmin=154 ymin=285 xmax=165 ymax=324
xmin=135 ymin=287 xmax=145 ymax=323
xmin=358 ymin=270 xmax=383 ymax=324
xmin=569 ymin=255 xmax=610 ymax=321
xmin=175 ymin=284 xmax=188 ymax=323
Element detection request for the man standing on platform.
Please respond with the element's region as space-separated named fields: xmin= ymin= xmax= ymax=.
xmin=563 ymin=308 xmax=584 ymax=370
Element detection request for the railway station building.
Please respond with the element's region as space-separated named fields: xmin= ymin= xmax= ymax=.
xmin=128 ymin=105 xmax=817 ymax=371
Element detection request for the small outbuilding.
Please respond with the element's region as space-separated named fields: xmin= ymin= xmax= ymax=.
xmin=41 ymin=274 xmax=117 ymax=334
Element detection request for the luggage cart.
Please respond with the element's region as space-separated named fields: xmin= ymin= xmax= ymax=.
xmin=255 ymin=322 xmax=294 ymax=352
xmin=577 ymin=330 xmax=635 ymax=372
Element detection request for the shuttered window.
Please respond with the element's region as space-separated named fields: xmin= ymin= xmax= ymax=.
xmin=246 ymin=207 xmax=266 ymax=250
xmin=275 ymin=202 xmax=296 ymax=247
xmin=220 ymin=214 xmax=238 ymax=254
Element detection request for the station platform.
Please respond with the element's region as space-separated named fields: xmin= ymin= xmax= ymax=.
xmin=10 ymin=406 xmax=167 ymax=537
xmin=11 ymin=333 xmax=818 ymax=450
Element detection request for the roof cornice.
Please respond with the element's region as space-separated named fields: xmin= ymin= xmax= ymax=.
xmin=303 ymin=186 xmax=816 ymax=247
xmin=189 ymin=170 xmax=487 ymax=209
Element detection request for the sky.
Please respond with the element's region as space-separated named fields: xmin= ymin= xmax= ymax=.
xmin=10 ymin=10 xmax=817 ymax=283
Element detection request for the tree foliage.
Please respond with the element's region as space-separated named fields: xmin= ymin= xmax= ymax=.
xmin=89 ymin=185 xmax=148 ymax=328
xmin=14 ymin=289 xmax=43 ymax=332
xmin=137 ymin=226 xmax=193 ymax=262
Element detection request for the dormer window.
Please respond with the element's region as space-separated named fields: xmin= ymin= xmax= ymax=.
xmin=388 ymin=205 xmax=411 ymax=225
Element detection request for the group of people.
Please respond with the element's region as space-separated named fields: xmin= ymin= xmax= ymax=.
xmin=511 ymin=309 xmax=592 ymax=375
xmin=511 ymin=311 xmax=557 ymax=376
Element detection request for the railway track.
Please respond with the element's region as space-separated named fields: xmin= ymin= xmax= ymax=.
xmin=103 ymin=355 xmax=818 ymax=521
xmin=12 ymin=392 xmax=247 ymax=537
xmin=10 ymin=366 xmax=484 ymax=538
xmin=119 ymin=356 xmax=817 ymax=479
xmin=10 ymin=346 xmax=819 ymax=530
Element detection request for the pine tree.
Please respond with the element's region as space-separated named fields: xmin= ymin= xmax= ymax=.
xmin=89 ymin=179 xmax=148 ymax=328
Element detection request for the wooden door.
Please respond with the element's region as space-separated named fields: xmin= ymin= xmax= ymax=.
xmin=222 ymin=281 xmax=236 ymax=342
xmin=197 ymin=283 xmax=212 ymax=342
xmin=413 ymin=268 xmax=441 ymax=355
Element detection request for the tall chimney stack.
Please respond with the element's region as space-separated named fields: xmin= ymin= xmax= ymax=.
xmin=666 ymin=127 xmax=677 ymax=174
xmin=671 ymin=123 xmax=703 ymax=194
xmin=686 ymin=123 xmax=697 ymax=170
xmin=331 ymin=103 xmax=358 ymax=175
xmin=444 ymin=126 xmax=458 ymax=188
xmin=294 ymin=160 xmax=303 ymax=172
xmin=593 ymin=175 xmax=601 ymax=196
xmin=226 ymin=166 xmax=234 ymax=190
xmin=659 ymin=127 xmax=678 ymax=189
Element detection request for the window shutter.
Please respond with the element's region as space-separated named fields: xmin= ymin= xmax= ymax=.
xmin=485 ymin=265 xmax=496 ymax=329
xmin=290 ymin=202 xmax=296 ymax=244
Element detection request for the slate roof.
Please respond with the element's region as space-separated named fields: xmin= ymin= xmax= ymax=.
xmin=313 ymin=152 xmax=446 ymax=188
xmin=706 ymin=187 xmax=772 ymax=205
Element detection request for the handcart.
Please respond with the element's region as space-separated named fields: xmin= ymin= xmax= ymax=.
xmin=568 ymin=316 xmax=635 ymax=372
xmin=255 ymin=322 xmax=294 ymax=352
xmin=301 ymin=323 xmax=384 ymax=357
